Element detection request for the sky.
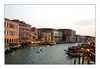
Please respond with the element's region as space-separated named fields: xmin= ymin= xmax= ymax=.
xmin=4 ymin=4 xmax=95 ymax=36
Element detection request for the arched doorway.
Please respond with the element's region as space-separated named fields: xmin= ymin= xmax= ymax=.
xmin=5 ymin=39 xmax=6 ymax=43
xmin=7 ymin=39 xmax=8 ymax=43
xmin=10 ymin=39 xmax=11 ymax=43
xmin=12 ymin=39 xmax=13 ymax=43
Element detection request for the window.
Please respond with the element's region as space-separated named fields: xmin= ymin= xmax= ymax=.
xmin=16 ymin=26 xmax=18 ymax=29
xmin=9 ymin=31 xmax=15 ymax=36
xmin=15 ymin=26 xmax=16 ymax=29
xmin=23 ymin=29 xmax=29 ymax=32
xmin=14 ymin=32 xmax=15 ymax=36
xmin=7 ymin=39 xmax=8 ymax=43
xmin=12 ymin=39 xmax=13 ymax=42
xmin=4 ymin=22 xmax=6 ymax=27
xmin=16 ymin=26 xmax=19 ymax=30
xmin=7 ymin=23 xmax=8 ymax=28
xmin=45 ymin=33 xmax=47 ymax=36
xmin=26 ymin=29 xmax=28 ymax=32
xmin=15 ymin=39 xmax=16 ymax=42
xmin=26 ymin=33 xmax=29 ymax=36
xmin=5 ymin=39 xmax=6 ymax=43
xmin=7 ymin=30 xmax=8 ymax=35
xmin=4 ymin=30 xmax=6 ymax=35
xmin=16 ymin=32 xmax=18 ymax=36
xmin=9 ymin=23 xmax=15 ymax=29
xmin=55 ymin=33 xmax=57 ymax=36
xmin=9 ymin=39 xmax=11 ymax=43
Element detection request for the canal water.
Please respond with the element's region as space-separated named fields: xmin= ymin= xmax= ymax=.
xmin=5 ymin=43 xmax=86 ymax=64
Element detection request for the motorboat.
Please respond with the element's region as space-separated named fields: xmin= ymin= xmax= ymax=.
xmin=37 ymin=50 xmax=41 ymax=53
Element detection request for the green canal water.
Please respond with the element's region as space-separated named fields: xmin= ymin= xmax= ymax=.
xmin=5 ymin=43 xmax=87 ymax=64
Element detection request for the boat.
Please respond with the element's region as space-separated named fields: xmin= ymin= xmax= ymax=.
xmin=68 ymin=46 xmax=81 ymax=50
xmin=40 ymin=49 xmax=42 ymax=51
xmin=10 ymin=46 xmax=19 ymax=50
xmin=37 ymin=50 xmax=41 ymax=53
xmin=64 ymin=45 xmax=81 ymax=57
xmin=66 ymin=52 xmax=80 ymax=57
xmin=5 ymin=47 xmax=13 ymax=54
xmin=64 ymin=49 xmax=67 ymax=52
xmin=64 ymin=45 xmax=80 ymax=53
xmin=38 ymin=47 xmax=42 ymax=51
xmin=64 ymin=49 xmax=80 ymax=57
xmin=37 ymin=47 xmax=42 ymax=53
xmin=64 ymin=49 xmax=78 ymax=53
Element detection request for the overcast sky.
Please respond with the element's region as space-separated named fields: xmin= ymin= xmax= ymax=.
xmin=4 ymin=4 xmax=95 ymax=36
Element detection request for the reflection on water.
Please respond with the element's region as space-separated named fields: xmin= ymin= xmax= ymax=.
xmin=5 ymin=43 xmax=82 ymax=64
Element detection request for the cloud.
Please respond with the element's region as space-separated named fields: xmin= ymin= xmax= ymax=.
xmin=71 ymin=18 xmax=95 ymax=26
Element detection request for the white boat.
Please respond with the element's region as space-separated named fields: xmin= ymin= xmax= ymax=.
xmin=37 ymin=50 xmax=41 ymax=53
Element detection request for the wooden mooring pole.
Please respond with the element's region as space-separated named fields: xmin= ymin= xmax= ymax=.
xmin=82 ymin=56 xmax=84 ymax=64
xmin=74 ymin=59 xmax=76 ymax=64
xmin=87 ymin=60 xmax=90 ymax=64
xmin=78 ymin=54 xmax=80 ymax=64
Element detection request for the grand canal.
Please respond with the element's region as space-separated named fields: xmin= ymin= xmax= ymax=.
xmin=5 ymin=43 xmax=86 ymax=64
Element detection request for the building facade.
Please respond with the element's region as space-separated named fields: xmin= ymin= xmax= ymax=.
xmin=12 ymin=20 xmax=31 ymax=44
xmin=5 ymin=18 xmax=19 ymax=47
xmin=58 ymin=29 xmax=76 ymax=43
xmin=53 ymin=30 xmax=59 ymax=43
xmin=76 ymin=35 xmax=81 ymax=43
xmin=85 ymin=36 xmax=95 ymax=42
xmin=31 ymin=27 xmax=38 ymax=42
xmin=80 ymin=35 xmax=86 ymax=43
xmin=38 ymin=28 xmax=54 ymax=43
xmin=71 ymin=30 xmax=76 ymax=42
xmin=58 ymin=30 xmax=63 ymax=43
xmin=41 ymin=32 xmax=52 ymax=43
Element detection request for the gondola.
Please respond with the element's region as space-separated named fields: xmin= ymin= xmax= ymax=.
xmin=66 ymin=52 xmax=80 ymax=57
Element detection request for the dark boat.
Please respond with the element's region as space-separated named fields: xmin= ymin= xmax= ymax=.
xmin=64 ymin=45 xmax=81 ymax=57
xmin=64 ymin=49 xmax=67 ymax=52
xmin=64 ymin=49 xmax=80 ymax=57
xmin=64 ymin=49 xmax=78 ymax=53
xmin=10 ymin=46 xmax=18 ymax=50
xmin=40 ymin=49 xmax=42 ymax=51
xmin=64 ymin=45 xmax=80 ymax=53
xmin=5 ymin=47 xmax=13 ymax=54
xmin=66 ymin=52 xmax=80 ymax=57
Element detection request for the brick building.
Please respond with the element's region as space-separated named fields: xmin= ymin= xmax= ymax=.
xmin=31 ymin=27 xmax=38 ymax=42
xmin=12 ymin=20 xmax=31 ymax=44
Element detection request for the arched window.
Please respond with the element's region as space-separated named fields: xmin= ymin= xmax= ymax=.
xmin=5 ymin=39 xmax=6 ymax=43
xmin=12 ymin=39 xmax=13 ymax=43
xmin=14 ymin=39 xmax=15 ymax=42
xmin=4 ymin=22 xmax=6 ymax=27
xmin=7 ymin=39 xmax=8 ymax=43
xmin=7 ymin=23 xmax=8 ymax=28
xmin=10 ymin=39 xmax=11 ymax=43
